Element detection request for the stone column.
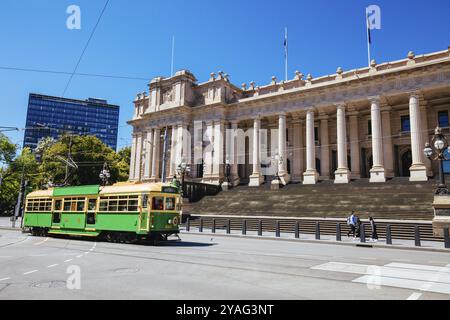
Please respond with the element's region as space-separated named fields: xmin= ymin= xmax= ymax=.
xmin=230 ymin=121 xmax=240 ymax=186
xmin=150 ymin=128 xmax=161 ymax=182
xmin=143 ymin=129 xmax=153 ymax=181
xmin=319 ymin=114 xmax=330 ymax=180
xmin=278 ymin=114 xmax=290 ymax=185
xmin=212 ymin=120 xmax=224 ymax=184
xmin=168 ymin=125 xmax=177 ymax=179
xmin=134 ymin=133 xmax=143 ymax=181
xmin=381 ymin=106 xmax=395 ymax=178
xmin=249 ymin=117 xmax=264 ymax=187
xmin=335 ymin=104 xmax=351 ymax=184
xmin=129 ymin=134 xmax=137 ymax=181
xmin=291 ymin=117 xmax=304 ymax=182
xmin=202 ymin=121 xmax=214 ymax=182
xmin=420 ymin=98 xmax=432 ymax=176
xmin=303 ymin=109 xmax=319 ymax=184
xmin=348 ymin=111 xmax=361 ymax=179
xmin=409 ymin=92 xmax=428 ymax=181
xmin=369 ymin=97 xmax=386 ymax=183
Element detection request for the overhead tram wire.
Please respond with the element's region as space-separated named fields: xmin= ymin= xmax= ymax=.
xmin=0 ymin=66 xmax=149 ymax=82
xmin=62 ymin=0 xmax=111 ymax=97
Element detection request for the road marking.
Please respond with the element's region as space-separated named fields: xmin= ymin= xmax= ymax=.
xmin=64 ymin=259 xmax=73 ymax=263
xmin=0 ymin=277 xmax=10 ymax=282
xmin=23 ymin=270 xmax=38 ymax=275
xmin=33 ymin=238 xmax=49 ymax=246
xmin=312 ymin=262 xmax=450 ymax=295
xmin=76 ymin=255 xmax=83 ymax=258
xmin=407 ymin=292 xmax=422 ymax=300
xmin=84 ymin=252 xmax=89 ymax=254
xmin=47 ymin=264 xmax=58 ymax=268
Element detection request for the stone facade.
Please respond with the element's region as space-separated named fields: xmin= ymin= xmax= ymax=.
xmin=128 ymin=48 xmax=450 ymax=186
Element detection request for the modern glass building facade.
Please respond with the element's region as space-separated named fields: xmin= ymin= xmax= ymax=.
xmin=24 ymin=93 xmax=120 ymax=150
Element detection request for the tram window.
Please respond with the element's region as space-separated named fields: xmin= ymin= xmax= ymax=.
xmin=88 ymin=199 xmax=97 ymax=211
xmin=109 ymin=200 xmax=118 ymax=212
xmin=142 ymin=194 xmax=148 ymax=209
xmin=165 ymin=198 xmax=175 ymax=211
xmin=63 ymin=201 xmax=72 ymax=211
xmin=118 ymin=200 xmax=128 ymax=211
xmin=99 ymin=201 xmax=107 ymax=212
xmin=54 ymin=200 xmax=62 ymax=211
xmin=76 ymin=200 xmax=85 ymax=212
xmin=152 ymin=197 xmax=164 ymax=211
xmin=129 ymin=199 xmax=138 ymax=212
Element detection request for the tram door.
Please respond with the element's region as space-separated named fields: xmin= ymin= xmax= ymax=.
xmin=139 ymin=194 xmax=150 ymax=232
xmin=86 ymin=198 xmax=97 ymax=228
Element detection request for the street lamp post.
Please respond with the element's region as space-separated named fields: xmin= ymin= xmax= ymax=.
xmin=424 ymin=126 xmax=450 ymax=196
xmin=176 ymin=159 xmax=190 ymax=197
xmin=99 ymin=162 xmax=111 ymax=187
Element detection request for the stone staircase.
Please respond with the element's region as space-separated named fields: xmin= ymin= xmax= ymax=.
xmin=185 ymin=178 xmax=437 ymax=221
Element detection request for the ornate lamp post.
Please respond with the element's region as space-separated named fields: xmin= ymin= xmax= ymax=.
xmin=424 ymin=126 xmax=450 ymax=195
xmin=176 ymin=159 xmax=191 ymax=197
xmin=99 ymin=162 xmax=111 ymax=187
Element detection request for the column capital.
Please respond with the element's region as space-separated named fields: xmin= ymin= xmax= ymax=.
xmin=306 ymin=107 xmax=316 ymax=115
xmin=278 ymin=113 xmax=287 ymax=119
xmin=334 ymin=102 xmax=346 ymax=109
xmin=368 ymin=96 xmax=381 ymax=104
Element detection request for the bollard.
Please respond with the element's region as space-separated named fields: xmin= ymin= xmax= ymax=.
xmin=295 ymin=221 xmax=300 ymax=239
xmin=336 ymin=223 xmax=341 ymax=242
xmin=242 ymin=220 xmax=247 ymax=235
xmin=276 ymin=221 xmax=281 ymax=238
xmin=315 ymin=222 xmax=320 ymax=240
xmin=386 ymin=224 xmax=392 ymax=245
xmin=444 ymin=228 xmax=450 ymax=249
xmin=212 ymin=219 xmax=216 ymax=234
xmin=414 ymin=225 xmax=421 ymax=247
xmin=360 ymin=223 xmax=366 ymax=243
xmin=186 ymin=218 xmax=190 ymax=232
xmin=227 ymin=219 xmax=231 ymax=234
xmin=258 ymin=220 xmax=263 ymax=236
xmin=199 ymin=218 xmax=203 ymax=233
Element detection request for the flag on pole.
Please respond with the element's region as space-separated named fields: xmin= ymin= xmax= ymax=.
xmin=366 ymin=12 xmax=372 ymax=45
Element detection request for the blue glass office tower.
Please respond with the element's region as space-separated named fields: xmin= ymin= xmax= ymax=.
xmin=24 ymin=93 xmax=120 ymax=150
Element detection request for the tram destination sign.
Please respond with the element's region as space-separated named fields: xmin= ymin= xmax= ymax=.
xmin=162 ymin=186 xmax=179 ymax=194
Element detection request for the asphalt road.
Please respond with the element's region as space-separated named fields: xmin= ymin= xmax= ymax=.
xmin=0 ymin=229 xmax=449 ymax=300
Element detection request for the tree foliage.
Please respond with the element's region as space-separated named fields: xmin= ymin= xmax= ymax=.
xmin=0 ymin=134 xmax=130 ymax=215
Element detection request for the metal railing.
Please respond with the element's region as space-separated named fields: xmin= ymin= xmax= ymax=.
xmin=183 ymin=216 xmax=450 ymax=249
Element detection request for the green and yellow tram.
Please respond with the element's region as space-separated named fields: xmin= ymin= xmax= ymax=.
xmin=23 ymin=182 xmax=182 ymax=243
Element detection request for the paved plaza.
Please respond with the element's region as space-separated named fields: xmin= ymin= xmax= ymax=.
xmin=0 ymin=228 xmax=449 ymax=300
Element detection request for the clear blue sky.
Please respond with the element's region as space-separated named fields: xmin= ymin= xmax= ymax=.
xmin=0 ymin=0 xmax=449 ymax=151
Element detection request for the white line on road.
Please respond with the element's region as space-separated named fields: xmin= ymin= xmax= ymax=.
xmin=33 ymin=238 xmax=49 ymax=246
xmin=23 ymin=270 xmax=38 ymax=275
xmin=407 ymin=292 xmax=422 ymax=300
xmin=76 ymin=255 xmax=83 ymax=258
xmin=47 ymin=264 xmax=58 ymax=268
xmin=64 ymin=259 xmax=73 ymax=263
xmin=0 ymin=277 xmax=11 ymax=282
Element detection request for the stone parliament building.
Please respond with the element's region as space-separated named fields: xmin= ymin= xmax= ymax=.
xmin=127 ymin=48 xmax=450 ymax=188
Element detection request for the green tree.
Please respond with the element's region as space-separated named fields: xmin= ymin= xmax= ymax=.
xmin=0 ymin=133 xmax=16 ymax=165
xmin=39 ymin=135 xmax=129 ymax=186
xmin=116 ymin=146 xmax=131 ymax=182
xmin=0 ymin=147 xmax=38 ymax=215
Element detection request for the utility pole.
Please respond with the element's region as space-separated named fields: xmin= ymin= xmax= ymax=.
xmin=12 ymin=164 xmax=25 ymax=228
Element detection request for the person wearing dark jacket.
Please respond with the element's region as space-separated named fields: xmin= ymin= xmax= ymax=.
xmin=369 ymin=216 xmax=378 ymax=242
xmin=355 ymin=216 xmax=362 ymax=238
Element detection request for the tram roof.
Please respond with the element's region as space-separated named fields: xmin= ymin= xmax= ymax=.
xmin=26 ymin=182 xmax=177 ymax=198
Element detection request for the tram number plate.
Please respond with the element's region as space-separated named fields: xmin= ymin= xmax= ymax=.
xmin=162 ymin=187 xmax=178 ymax=194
